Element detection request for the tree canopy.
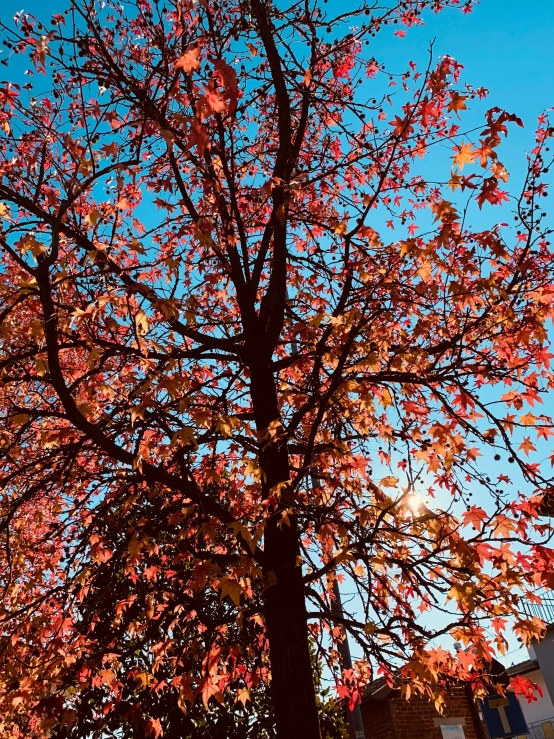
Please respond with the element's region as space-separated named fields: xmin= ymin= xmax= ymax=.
xmin=0 ymin=0 xmax=553 ymax=737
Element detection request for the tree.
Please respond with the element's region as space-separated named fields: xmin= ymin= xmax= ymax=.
xmin=0 ymin=0 xmax=553 ymax=737
xmin=47 ymin=481 xmax=347 ymax=738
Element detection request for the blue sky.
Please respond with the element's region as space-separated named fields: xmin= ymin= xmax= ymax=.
xmin=367 ymin=0 xmax=554 ymax=181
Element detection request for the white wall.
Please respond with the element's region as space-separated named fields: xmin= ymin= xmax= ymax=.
xmin=518 ymin=670 xmax=554 ymax=725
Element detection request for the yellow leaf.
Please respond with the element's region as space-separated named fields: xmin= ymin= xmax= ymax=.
xmin=35 ymin=357 xmax=48 ymax=376
xmin=135 ymin=309 xmax=149 ymax=335
xmin=447 ymin=582 xmax=476 ymax=611
xmin=244 ymin=458 xmax=262 ymax=482
xmin=133 ymin=670 xmax=153 ymax=690
xmin=379 ymin=388 xmax=393 ymax=408
xmin=447 ymin=173 xmax=462 ymax=192
xmin=145 ymin=594 xmax=155 ymax=621
xmin=10 ymin=413 xmax=29 ymax=427
xmin=21 ymin=235 xmax=47 ymax=257
xmin=85 ymin=209 xmax=102 ymax=227
xmin=171 ymin=427 xmax=197 ymax=449
xmin=417 ymin=261 xmax=433 ymax=282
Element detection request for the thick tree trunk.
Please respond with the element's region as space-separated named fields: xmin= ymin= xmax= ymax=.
xmin=250 ymin=367 xmax=321 ymax=739
xmin=264 ymin=516 xmax=321 ymax=739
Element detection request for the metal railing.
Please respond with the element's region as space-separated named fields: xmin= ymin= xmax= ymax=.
xmin=521 ymin=717 xmax=554 ymax=739
xmin=522 ymin=595 xmax=554 ymax=626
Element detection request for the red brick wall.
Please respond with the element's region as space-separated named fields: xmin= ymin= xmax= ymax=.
xmin=361 ymin=693 xmax=395 ymax=739
xmin=362 ymin=685 xmax=485 ymax=739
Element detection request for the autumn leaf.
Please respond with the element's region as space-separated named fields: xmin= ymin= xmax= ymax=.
xmin=175 ymin=47 xmax=201 ymax=73
xmin=452 ymin=141 xmax=477 ymax=170
xmin=447 ymin=173 xmax=462 ymax=192
xmin=236 ymin=687 xmax=251 ymax=706
xmin=447 ymin=92 xmax=468 ymax=115
xmin=462 ymin=506 xmax=488 ymax=531
xmin=198 ymin=677 xmax=225 ymax=709
xmin=145 ymin=717 xmax=163 ymax=738
xmin=213 ymin=58 xmax=239 ymax=112
xmin=519 ymin=436 xmax=537 ymax=456
xmin=85 ymin=208 xmax=102 ymax=227
xmin=219 ymin=576 xmax=242 ymax=607
xmin=447 ymin=582 xmax=477 ymax=611
xmin=417 ymin=260 xmax=433 ymax=282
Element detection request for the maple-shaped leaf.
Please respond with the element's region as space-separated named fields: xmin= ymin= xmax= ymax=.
xmin=145 ymin=717 xmax=163 ymax=738
xmin=198 ymin=82 xmax=227 ymax=118
xmin=453 ymin=141 xmax=477 ymax=170
xmin=519 ymin=437 xmax=537 ymax=456
xmin=447 ymin=92 xmax=468 ymax=115
xmin=456 ymin=648 xmax=476 ymax=673
xmin=509 ymin=675 xmax=543 ymax=703
xmin=198 ymin=676 xmax=225 ymax=709
xmin=462 ymin=506 xmax=488 ymax=531
xmin=219 ymin=576 xmax=242 ymax=606
xmin=236 ymin=687 xmax=251 ymax=706
xmin=447 ymin=173 xmax=462 ymax=192
xmin=491 ymin=617 xmax=508 ymax=635
xmin=175 ymin=47 xmax=201 ymax=74
xmin=537 ymin=426 xmax=554 ymax=441
xmin=84 ymin=208 xmax=102 ymax=227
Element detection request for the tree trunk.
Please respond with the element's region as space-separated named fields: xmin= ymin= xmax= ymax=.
xmin=264 ymin=516 xmax=321 ymax=739
xmin=250 ymin=367 xmax=321 ymax=739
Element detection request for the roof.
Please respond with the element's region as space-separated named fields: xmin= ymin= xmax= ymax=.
xmin=507 ymin=658 xmax=540 ymax=677
xmin=363 ymin=675 xmax=394 ymax=702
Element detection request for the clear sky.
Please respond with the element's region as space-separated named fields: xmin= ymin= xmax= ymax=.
xmin=366 ymin=0 xmax=554 ymax=181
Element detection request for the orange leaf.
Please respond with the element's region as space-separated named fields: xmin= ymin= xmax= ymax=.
xmin=519 ymin=437 xmax=537 ymax=456
xmin=452 ymin=141 xmax=477 ymax=171
xmin=175 ymin=47 xmax=201 ymax=74
xmin=145 ymin=717 xmax=163 ymax=738
xmin=236 ymin=687 xmax=251 ymax=706
xmin=447 ymin=92 xmax=468 ymax=115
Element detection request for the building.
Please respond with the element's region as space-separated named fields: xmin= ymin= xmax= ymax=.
xmin=361 ymin=679 xmax=486 ymax=739
xmin=507 ymin=593 xmax=554 ymax=739
xmin=358 ymin=593 xmax=554 ymax=739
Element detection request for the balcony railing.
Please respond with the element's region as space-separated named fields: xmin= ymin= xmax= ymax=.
xmin=519 ymin=717 xmax=554 ymax=739
xmin=522 ymin=595 xmax=554 ymax=627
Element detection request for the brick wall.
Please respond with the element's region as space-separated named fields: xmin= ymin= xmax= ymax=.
xmin=361 ymin=693 xmax=394 ymax=739
xmin=362 ymin=685 xmax=485 ymax=739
